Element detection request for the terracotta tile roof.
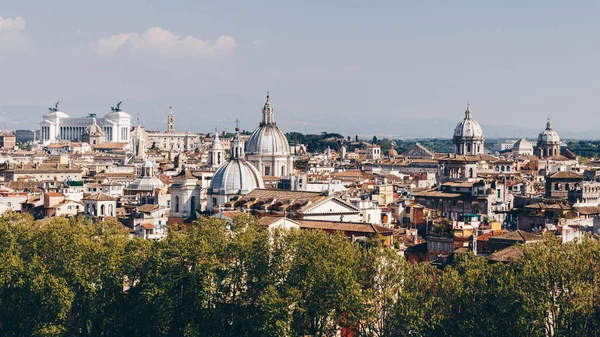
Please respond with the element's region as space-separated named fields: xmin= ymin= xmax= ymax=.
xmin=412 ymin=190 xmax=461 ymax=198
xmin=296 ymin=219 xmax=393 ymax=235
xmin=3 ymin=163 xmax=82 ymax=173
xmin=82 ymin=192 xmax=116 ymax=201
xmin=442 ymin=181 xmax=474 ymax=188
xmin=487 ymin=245 xmax=524 ymax=262
xmin=574 ymin=206 xmax=600 ymax=215
xmin=136 ymin=204 xmax=163 ymax=213
xmin=524 ymin=202 xmax=571 ymax=211
xmin=258 ymin=216 xmax=284 ymax=226
xmin=489 ymin=230 xmax=542 ymax=243
xmin=547 ymin=171 xmax=583 ymax=179
xmin=141 ymin=223 xmax=155 ymax=229
xmin=92 ymin=142 xmax=130 ymax=150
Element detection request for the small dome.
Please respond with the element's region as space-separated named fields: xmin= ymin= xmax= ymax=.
xmin=127 ymin=176 xmax=165 ymax=191
xmin=84 ymin=118 xmax=105 ymax=136
xmin=388 ymin=148 xmax=398 ymax=157
xmin=208 ymin=159 xmax=264 ymax=195
xmin=453 ymin=105 xmax=484 ymax=139
xmin=537 ymin=119 xmax=560 ymax=144
xmin=512 ymin=139 xmax=533 ymax=151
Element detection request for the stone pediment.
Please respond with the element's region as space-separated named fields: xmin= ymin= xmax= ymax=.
xmin=402 ymin=143 xmax=434 ymax=159
xmin=299 ymin=196 xmax=360 ymax=215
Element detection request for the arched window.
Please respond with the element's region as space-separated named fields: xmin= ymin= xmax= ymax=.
xmin=282 ymin=165 xmax=286 ymax=176
xmin=108 ymin=204 xmax=114 ymax=216
xmin=555 ymin=183 xmax=560 ymax=191
xmin=100 ymin=204 xmax=105 ymax=216
xmin=190 ymin=196 xmax=196 ymax=214
xmin=469 ymin=168 xmax=474 ymax=178
xmin=175 ymin=196 xmax=180 ymax=213
xmin=92 ymin=204 xmax=97 ymax=216
xmin=565 ymin=183 xmax=570 ymax=190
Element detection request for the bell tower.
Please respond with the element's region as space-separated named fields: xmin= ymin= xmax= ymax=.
xmin=167 ymin=106 xmax=175 ymax=133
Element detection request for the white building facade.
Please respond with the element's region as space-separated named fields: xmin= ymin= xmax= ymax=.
xmin=40 ymin=104 xmax=131 ymax=145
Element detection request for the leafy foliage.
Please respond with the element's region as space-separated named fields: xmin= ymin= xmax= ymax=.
xmin=0 ymin=212 xmax=599 ymax=336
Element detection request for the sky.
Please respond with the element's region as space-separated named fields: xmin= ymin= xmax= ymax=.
xmin=1 ymin=0 xmax=600 ymax=139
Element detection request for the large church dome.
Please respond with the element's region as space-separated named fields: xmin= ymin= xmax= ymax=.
xmin=209 ymin=127 xmax=264 ymax=196
xmin=245 ymin=94 xmax=290 ymax=156
xmin=453 ymin=105 xmax=484 ymax=139
xmin=209 ymin=159 xmax=264 ymax=195
xmin=537 ymin=118 xmax=560 ymax=145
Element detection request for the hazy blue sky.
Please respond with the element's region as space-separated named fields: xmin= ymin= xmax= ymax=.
xmin=1 ymin=0 xmax=599 ymax=138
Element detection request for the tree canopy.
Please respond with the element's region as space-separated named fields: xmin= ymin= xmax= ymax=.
xmin=0 ymin=212 xmax=599 ymax=337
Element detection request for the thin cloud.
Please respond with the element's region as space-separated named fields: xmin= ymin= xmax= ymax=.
xmin=93 ymin=27 xmax=237 ymax=57
xmin=0 ymin=16 xmax=33 ymax=52
xmin=0 ymin=16 xmax=25 ymax=32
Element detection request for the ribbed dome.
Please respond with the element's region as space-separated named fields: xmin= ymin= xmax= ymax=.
xmin=208 ymin=159 xmax=264 ymax=195
xmin=128 ymin=160 xmax=165 ymax=191
xmin=84 ymin=118 xmax=105 ymax=136
xmin=246 ymin=124 xmax=290 ymax=155
xmin=127 ymin=176 xmax=165 ymax=191
xmin=537 ymin=119 xmax=560 ymax=144
xmin=245 ymin=94 xmax=291 ymax=156
xmin=512 ymin=139 xmax=533 ymax=151
xmin=453 ymin=105 xmax=484 ymax=139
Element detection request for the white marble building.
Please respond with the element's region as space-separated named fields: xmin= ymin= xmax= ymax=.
xmin=40 ymin=103 xmax=131 ymax=144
